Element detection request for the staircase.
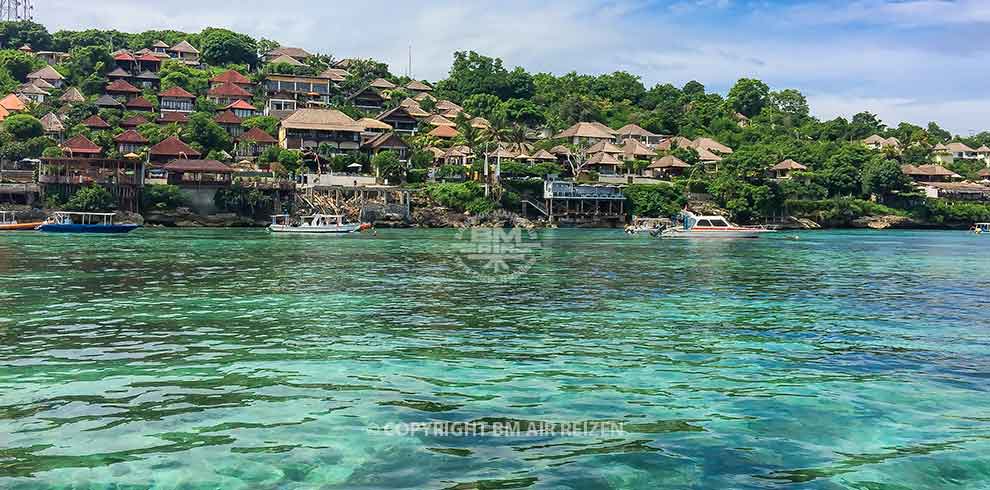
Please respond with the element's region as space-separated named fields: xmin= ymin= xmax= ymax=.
xmin=521 ymin=199 xmax=549 ymax=218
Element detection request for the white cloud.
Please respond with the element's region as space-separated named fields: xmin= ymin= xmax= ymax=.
xmin=32 ymin=0 xmax=990 ymax=133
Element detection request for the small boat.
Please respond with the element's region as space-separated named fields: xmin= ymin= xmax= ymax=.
xmin=658 ymin=211 xmax=773 ymax=239
xmin=36 ymin=212 xmax=140 ymax=234
xmin=268 ymin=214 xmax=371 ymax=234
xmin=0 ymin=211 xmax=43 ymax=231
xmin=973 ymin=223 xmax=990 ymax=234
xmin=625 ymin=217 xmax=667 ymax=235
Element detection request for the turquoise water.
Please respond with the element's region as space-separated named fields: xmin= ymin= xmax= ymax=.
xmin=1 ymin=228 xmax=989 ymax=489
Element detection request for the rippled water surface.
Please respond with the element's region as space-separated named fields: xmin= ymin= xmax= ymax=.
xmin=1 ymin=228 xmax=989 ymax=489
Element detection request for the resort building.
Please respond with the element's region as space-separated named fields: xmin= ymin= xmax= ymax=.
xmin=26 ymin=65 xmax=64 ymax=88
xmin=149 ymin=136 xmax=202 ymax=163
xmin=646 ymin=155 xmax=690 ymax=178
xmin=363 ymin=132 xmax=411 ymax=163
xmin=158 ymin=86 xmax=196 ymax=114
xmin=208 ymin=82 xmax=252 ymax=107
xmin=225 ymin=100 xmax=259 ymax=119
xmin=167 ymin=40 xmax=200 ymax=65
xmin=346 ymin=84 xmax=389 ymax=112
xmin=770 ymin=159 xmax=808 ymax=179
xmin=616 ymin=124 xmax=662 ymax=146
xmin=61 ymin=134 xmax=102 ymax=158
xmin=235 ymin=127 xmax=278 ymax=158
xmin=114 ymin=130 xmax=149 ymax=154
xmin=265 ymin=47 xmax=312 ymax=63
xmin=278 ymin=108 xmax=364 ymax=152
xmin=554 ymin=122 xmax=617 ymax=146
xmin=211 ymin=70 xmax=253 ymax=91
xmin=863 ymin=135 xmax=901 ymax=151
xmin=376 ymin=105 xmax=420 ymax=134
xmin=262 ymin=74 xmax=332 ymax=115
xmin=214 ymin=111 xmax=244 ymax=138
xmin=933 ymin=142 xmax=990 ymax=166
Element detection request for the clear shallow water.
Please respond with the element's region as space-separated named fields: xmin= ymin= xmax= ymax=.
xmin=0 ymin=228 xmax=989 ymax=489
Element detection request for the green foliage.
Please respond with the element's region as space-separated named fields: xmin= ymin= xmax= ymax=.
xmin=435 ymin=51 xmax=533 ymax=102
xmin=0 ymin=49 xmax=42 ymax=80
xmin=199 ymin=28 xmax=258 ymax=67
xmin=4 ymin=113 xmax=43 ymax=139
xmin=462 ymin=93 xmax=503 ymax=121
xmin=727 ymin=78 xmax=770 ymax=118
xmin=786 ymin=198 xmax=904 ymax=224
xmin=276 ymin=150 xmax=302 ymax=176
xmin=159 ymin=59 xmax=211 ymax=94
xmin=424 ymin=181 xmax=494 ymax=214
xmin=241 ymin=115 xmax=279 ymax=136
xmin=65 ymin=185 xmax=116 ymax=211
xmin=372 ymin=150 xmax=404 ymax=182
xmin=142 ymin=184 xmax=188 ymax=210
xmin=213 ymin=182 xmax=273 ymax=217
xmin=623 ymin=184 xmax=686 ymax=217
xmin=183 ymin=112 xmax=230 ymax=154
xmin=0 ymin=21 xmax=53 ymax=51
xmin=913 ymin=199 xmax=990 ymax=225
xmin=861 ymin=158 xmax=911 ymax=200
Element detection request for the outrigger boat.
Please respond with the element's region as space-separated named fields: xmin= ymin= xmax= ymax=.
xmin=972 ymin=223 xmax=990 ymax=234
xmin=658 ymin=211 xmax=773 ymax=239
xmin=36 ymin=212 xmax=140 ymax=234
xmin=625 ymin=217 xmax=667 ymax=235
xmin=268 ymin=214 xmax=371 ymax=234
xmin=0 ymin=211 xmax=43 ymax=231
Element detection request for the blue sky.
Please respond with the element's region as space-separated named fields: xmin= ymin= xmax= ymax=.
xmin=43 ymin=0 xmax=990 ymax=134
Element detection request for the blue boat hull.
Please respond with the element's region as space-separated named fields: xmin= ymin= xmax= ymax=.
xmin=37 ymin=224 xmax=140 ymax=234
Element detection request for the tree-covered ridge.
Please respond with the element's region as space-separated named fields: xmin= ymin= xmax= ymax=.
xmin=0 ymin=19 xmax=987 ymax=224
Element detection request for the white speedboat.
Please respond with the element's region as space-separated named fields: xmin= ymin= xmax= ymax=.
xmin=268 ymin=214 xmax=370 ymax=234
xmin=659 ymin=211 xmax=772 ymax=239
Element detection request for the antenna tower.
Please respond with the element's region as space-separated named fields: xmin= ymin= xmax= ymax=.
xmin=0 ymin=0 xmax=34 ymax=21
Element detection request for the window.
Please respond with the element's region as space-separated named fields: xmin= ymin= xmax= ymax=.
xmin=696 ymin=220 xmax=712 ymax=227
xmin=709 ymin=219 xmax=728 ymax=227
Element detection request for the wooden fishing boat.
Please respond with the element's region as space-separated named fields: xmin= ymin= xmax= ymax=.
xmin=268 ymin=214 xmax=371 ymax=234
xmin=36 ymin=212 xmax=140 ymax=234
xmin=0 ymin=211 xmax=43 ymax=231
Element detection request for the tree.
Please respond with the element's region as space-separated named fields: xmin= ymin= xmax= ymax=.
xmin=372 ymin=150 xmax=404 ymax=183
xmin=682 ymin=80 xmax=705 ymax=99
xmin=66 ymin=185 xmax=116 ymax=211
xmin=199 ymin=28 xmax=258 ymax=67
xmin=502 ymin=98 xmax=545 ymax=127
xmin=436 ymin=51 xmax=529 ymax=102
xmin=727 ymin=78 xmax=770 ymax=118
xmin=0 ymin=49 xmax=42 ymax=79
xmin=462 ymin=93 xmax=503 ymax=121
xmin=183 ymin=112 xmax=230 ymax=153
xmin=0 ymin=21 xmax=52 ymax=51
xmin=4 ymin=114 xmax=43 ymax=139
xmin=768 ymin=89 xmax=809 ymax=120
xmin=861 ymin=157 xmax=911 ymax=201
xmin=849 ymin=111 xmax=885 ymax=140
xmin=241 ymin=116 xmax=279 ymax=136
xmin=564 ymin=141 xmax=594 ymax=177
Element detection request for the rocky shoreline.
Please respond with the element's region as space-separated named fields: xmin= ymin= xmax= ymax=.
xmin=0 ymin=204 xmax=974 ymax=230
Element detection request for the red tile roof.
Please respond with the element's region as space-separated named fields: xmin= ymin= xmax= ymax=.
xmin=114 ymin=129 xmax=149 ymax=144
xmin=207 ymin=81 xmax=251 ymax=98
xmin=149 ymin=136 xmax=201 ymax=157
xmin=225 ymin=99 xmax=257 ymax=111
xmin=136 ymin=53 xmax=161 ymax=63
xmin=213 ymin=110 xmax=242 ymax=125
xmin=157 ymin=112 xmax=190 ymax=124
xmin=121 ymin=114 xmax=149 ymax=127
xmin=81 ymin=114 xmax=111 ymax=129
xmin=211 ymin=69 xmax=251 ymax=85
xmin=62 ymin=134 xmax=101 ymax=154
xmin=113 ymin=52 xmax=136 ymax=62
xmin=238 ymin=127 xmax=276 ymax=144
xmin=158 ymin=86 xmax=195 ymax=99
xmin=105 ymin=79 xmax=141 ymax=93
xmin=125 ymin=96 xmax=153 ymax=110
